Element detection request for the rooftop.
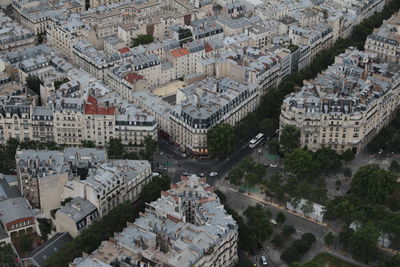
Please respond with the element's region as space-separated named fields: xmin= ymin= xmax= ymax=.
xmin=57 ymin=197 xmax=97 ymax=222
xmin=0 ymin=197 xmax=34 ymax=225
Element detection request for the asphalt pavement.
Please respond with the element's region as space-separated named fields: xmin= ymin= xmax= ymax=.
xmin=155 ymin=138 xmax=254 ymax=183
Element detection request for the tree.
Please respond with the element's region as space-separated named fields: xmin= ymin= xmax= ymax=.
xmin=26 ymin=75 xmax=43 ymax=95
xmin=268 ymin=139 xmax=280 ymax=155
xmin=301 ymin=200 xmax=315 ymax=217
xmin=280 ymin=126 xmax=300 ymax=155
xmin=259 ymin=118 xmax=275 ymax=137
xmin=283 ymin=224 xmax=296 ymax=238
xmin=341 ymin=149 xmax=355 ymax=162
xmin=20 ymin=235 xmax=33 ymax=252
xmin=143 ymin=136 xmax=158 ymax=160
xmin=244 ymin=204 xmax=273 ymax=242
xmin=289 ymin=196 xmax=301 ymax=210
xmin=284 ymin=148 xmax=316 ymax=178
xmin=131 ymin=34 xmax=154 ymax=47
xmin=271 ymin=234 xmax=284 ymax=247
xmin=276 ymin=212 xmax=286 ymax=225
xmin=37 ymin=218 xmax=52 ymax=241
xmin=351 ymin=165 xmax=397 ymax=204
xmin=215 ymin=189 xmax=227 ymax=205
xmin=349 ymin=223 xmax=379 ymax=263
xmin=207 ymin=123 xmax=235 ymax=158
xmin=0 ymin=244 xmax=16 ymax=266
xmin=82 ymin=140 xmax=95 ymax=148
xmin=343 ymin=167 xmax=352 ymax=179
xmin=314 ymin=147 xmax=342 ymax=173
xmin=389 ymin=160 xmax=400 ymax=173
xmin=107 ymin=138 xmax=124 ymax=159
xmin=324 ymin=232 xmax=335 ymax=247
xmin=384 ymin=254 xmax=400 ymax=267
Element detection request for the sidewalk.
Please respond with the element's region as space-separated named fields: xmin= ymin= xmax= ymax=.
xmin=216 ymin=179 xmax=329 ymax=228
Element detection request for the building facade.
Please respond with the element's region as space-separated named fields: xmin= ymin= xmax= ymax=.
xmin=71 ymin=174 xmax=238 ymax=267
xmin=280 ymin=48 xmax=400 ymax=153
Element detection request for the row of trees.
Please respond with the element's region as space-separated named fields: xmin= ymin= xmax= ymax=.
xmin=324 ymin=165 xmax=400 ymax=263
xmin=367 ymin=110 xmax=400 ymax=154
xmin=107 ymin=136 xmax=158 ymax=161
xmin=227 ymin=156 xmax=265 ymax=189
xmin=215 ymin=190 xmax=274 ymax=253
xmin=280 ymin=233 xmax=316 ymax=264
xmin=207 ymin=0 xmax=400 ymax=158
xmin=44 ymin=175 xmax=171 ymax=267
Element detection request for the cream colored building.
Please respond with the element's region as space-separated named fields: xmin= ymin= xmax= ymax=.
xmin=0 ymin=11 xmax=35 ymax=53
xmin=71 ymin=174 xmax=238 ymax=267
xmin=16 ymin=150 xmax=67 ymax=212
xmin=280 ymin=48 xmax=400 ymax=153
xmin=365 ymin=12 xmax=400 ymax=63
xmin=133 ymin=77 xmax=258 ymax=156
xmin=12 ymin=0 xmax=84 ymax=35
xmin=47 ymin=13 xmax=86 ymax=58
xmin=55 ymin=197 xmax=98 ymax=238
xmin=0 ymin=96 xmax=34 ymax=145
xmin=63 ymin=160 xmax=152 ymax=216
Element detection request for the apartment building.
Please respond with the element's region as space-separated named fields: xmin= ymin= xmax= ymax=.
xmin=16 ymin=150 xmax=67 ymax=212
xmin=63 ymin=160 xmax=152 ymax=216
xmin=280 ymin=48 xmax=400 ymax=153
xmin=16 ymin=148 xmax=107 ymax=212
xmin=106 ymin=49 xmax=161 ymax=90
xmin=133 ymin=77 xmax=257 ymax=156
xmin=0 ymin=197 xmax=37 ymax=237
xmin=0 ymin=11 xmax=35 ymax=53
xmin=245 ymin=19 xmax=280 ymax=49
xmin=47 ymin=13 xmax=86 ymax=58
xmin=99 ymin=93 xmax=158 ymax=145
xmin=12 ymin=0 xmax=84 ymax=34
xmin=71 ymin=174 xmax=238 ymax=267
xmin=132 ymin=90 xmax=174 ymax=137
xmin=365 ymin=12 xmax=400 ymax=63
xmin=55 ymin=197 xmax=99 ymax=238
xmin=167 ymin=41 xmax=206 ymax=80
xmin=288 ymin=23 xmax=333 ymax=62
xmin=0 ymin=96 xmax=33 ymax=145
xmin=31 ymin=106 xmax=54 ymax=143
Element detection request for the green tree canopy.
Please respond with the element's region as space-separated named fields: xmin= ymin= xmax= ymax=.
xmin=324 ymin=232 xmax=335 ymax=247
xmin=82 ymin=140 xmax=95 ymax=148
xmin=207 ymin=123 xmax=235 ymax=158
xmin=280 ymin=125 xmax=300 ymax=155
xmin=244 ymin=204 xmax=273 ymax=242
xmin=351 ymin=165 xmax=397 ymax=204
xmin=276 ymin=212 xmax=286 ymax=225
xmin=349 ymin=223 xmax=379 ymax=263
xmin=314 ymin=147 xmax=342 ymax=172
xmin=107 ymin=138 xmax=124 ymax=159
xmin=284 ymin=148 xmax=316 ymax=178
xmin=0 ymin=244 xmax=16 ymax=266
xmin=131 ymin=34 xmax=154 ymax=47
xmin=259 ymin=118 xmax=275 ymax=137
xmin=341 ymin=149 xmax=355 ymax=162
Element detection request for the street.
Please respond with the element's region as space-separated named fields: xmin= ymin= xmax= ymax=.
xmin=155 ymin=137 xmax=255 ymax=183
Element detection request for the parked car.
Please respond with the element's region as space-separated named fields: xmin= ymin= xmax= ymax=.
xmin=270 ymin=163 xmax=278 ymax=168
xmin=260 ymin=255 xmax=268 ymax=266
xmin=209 ymin=172 xmax=218 ymax=177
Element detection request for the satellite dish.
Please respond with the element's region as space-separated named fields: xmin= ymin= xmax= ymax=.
xmin=0 ymin=59 xmax=5 ymax=72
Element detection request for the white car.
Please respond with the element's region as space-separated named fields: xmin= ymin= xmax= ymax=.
xmin=209 ymin=172 xmax=218 ymax=177
xmin=270 ymin=163 xmax=278 ymax=168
